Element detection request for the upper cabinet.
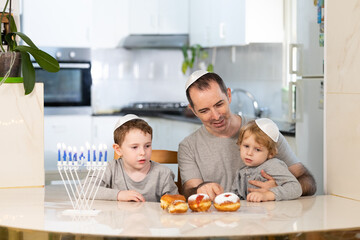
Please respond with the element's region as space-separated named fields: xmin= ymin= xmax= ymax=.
xmin=129 ymin=0 xmax=189 ymax=34
xmin=22 ymin=0 xmax=92 ymax=47
xmin=189 ymin=0 xmax=283 ymax=47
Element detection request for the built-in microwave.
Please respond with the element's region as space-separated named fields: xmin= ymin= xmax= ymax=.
xmin=33 ymin=48 xmax=92 ymax=107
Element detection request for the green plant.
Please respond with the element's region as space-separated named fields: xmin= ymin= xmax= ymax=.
xmin=0 ymin=0 xmax=59 ymax=95
xmin=181 ymin=44 xmax=213 ymax=74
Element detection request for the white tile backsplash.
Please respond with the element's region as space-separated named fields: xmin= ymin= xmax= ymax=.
xmin=91 ymin=43 xmax=285 ymax=119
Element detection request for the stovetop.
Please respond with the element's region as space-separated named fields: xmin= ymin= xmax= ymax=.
xmin=119 ymin=102 xmax=188 ymax=115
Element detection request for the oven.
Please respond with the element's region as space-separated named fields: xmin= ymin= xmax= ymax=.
xmin=33 ymin=48 xmax=92 ymax=107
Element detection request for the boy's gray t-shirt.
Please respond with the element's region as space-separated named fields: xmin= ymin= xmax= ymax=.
xmin=231 ymin=158 xmax=302 ymax=201
xmin=178 ymin=116 xmax=299 ymax=192
xmin=87 ymin=159 xmax=178 ymax=202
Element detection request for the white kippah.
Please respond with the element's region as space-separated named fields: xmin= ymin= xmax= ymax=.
xmin=185 ymin=70 xmax=208 ymax=90
xmin=255 ymin=118 xmax=279 ymax=142
xmin=114 ymin=114 xmax=140 ymax=131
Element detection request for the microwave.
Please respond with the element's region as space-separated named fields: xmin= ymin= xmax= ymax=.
xmin=33 ymin=48 xmax=92 ymax=107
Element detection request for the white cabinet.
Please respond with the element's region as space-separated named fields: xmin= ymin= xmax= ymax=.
xmin=90 ymin=0 xmax=129 ymax=48
xmin=44 ymin=115 xmax=92 ymax=171
xmin=22 ymin=0 xmax=92 ymax=47
xmin=129 ymin=0 xmax=189 ymax=34
xmin=190 ymin=0 xmax=246 ymax=47
xmin=189 ymin=0 xmax=283 ymax=47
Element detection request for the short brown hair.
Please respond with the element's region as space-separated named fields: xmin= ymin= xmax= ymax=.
xmin=186 ymin=72 xmax=228 ymax=108
xmin=113 ymin=119 xmax=153 ymax=146
xmin=237 ymin=120 xmax=277 ymax=158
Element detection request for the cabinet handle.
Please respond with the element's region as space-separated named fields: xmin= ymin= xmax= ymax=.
xmin=288 ymin=81 xmax=296 ymax=123
xmin=219 ymin=23 xmax=226 ymax=39
xmin=289 ymin=44 xmax=302 ymax=76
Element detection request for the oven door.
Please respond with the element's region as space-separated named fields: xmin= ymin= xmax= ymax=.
xmin=34 ymin=62 xmax=92 ymax=107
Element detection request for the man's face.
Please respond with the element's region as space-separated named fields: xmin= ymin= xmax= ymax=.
xmin=188 ymin=81 xmax=232 ymax=136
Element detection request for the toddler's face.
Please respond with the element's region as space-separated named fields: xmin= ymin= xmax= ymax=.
xmin=239 ymin=132 xmax=271 ymax=167
xmin=118 ymin=129 xmax=152 ymax=171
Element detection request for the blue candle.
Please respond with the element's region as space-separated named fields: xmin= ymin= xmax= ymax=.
xmin=86 ymin=142 xmax=90 ymax=162
xmin=62 ymin=143 xmax=67 ymax=162
xmin=92 ymin=145 xmax=96 ymax=162
xmin=68 ymin=146 xmax=72 ymax=164
xmin=98 ymin=144 xmax=103 ymax=162
xmin=104 ymin=145 xmax=108 ymax=162
xmin=80 ymin=146 xmax=85 ymax=164
xmin=57 ymin=143 xmax=61 ymax=162
xmin=73 ymin=147 xmax=77 ymax=163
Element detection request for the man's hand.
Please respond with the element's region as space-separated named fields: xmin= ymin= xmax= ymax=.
xmin=117 ymin=190 xmax=145 ymax=202
xmin=196 ymin=182 xmax=224 ymax=201
xmin=248 ymin=170 xmax=277 ymax=193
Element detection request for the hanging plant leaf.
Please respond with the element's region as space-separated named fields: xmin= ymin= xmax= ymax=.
xmin=19 ymin=51 xmax=35 ymax=95
xmin=15 ymin=46 xmax=59 ymax=72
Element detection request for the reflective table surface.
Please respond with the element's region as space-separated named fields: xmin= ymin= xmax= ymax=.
xmin=0 ymin=185 xmax=360 ymax=239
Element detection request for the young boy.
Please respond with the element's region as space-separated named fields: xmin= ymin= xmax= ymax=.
xmin=88 ymin=114 xmax=179 ymax=202
xmin=231 ymin=118 xmax=302 ymax=202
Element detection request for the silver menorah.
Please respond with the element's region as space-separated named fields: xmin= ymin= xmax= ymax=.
xmin=57 ymin=143 xmax=108 ymax=216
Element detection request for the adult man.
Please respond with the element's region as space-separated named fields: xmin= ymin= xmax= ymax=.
xmin=178 ymin=70 xmax=316 ymax=200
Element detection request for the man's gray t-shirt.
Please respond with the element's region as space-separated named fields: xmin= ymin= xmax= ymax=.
xmin=231 ymin=158 xmax=302 ymax=201
xmin=87 ymin=159 xmax=178 ymax=202
xmin=178 ymin=116 xmax=299 ymax=192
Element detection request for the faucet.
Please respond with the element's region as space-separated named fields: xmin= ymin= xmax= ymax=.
xmin=230 ymin=88 xmax=267 ymax=118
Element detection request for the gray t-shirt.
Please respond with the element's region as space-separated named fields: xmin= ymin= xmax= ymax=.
xmin=86 ymin=159 xmax=178 ymax=202
xmin=178 ymin=116 xmax=299 ymax=192
xmin=231 ymin=158 xmax=302 ymax=201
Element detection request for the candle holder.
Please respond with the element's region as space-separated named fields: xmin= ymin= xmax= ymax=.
xmin=57 ymin=143 xmax=108 ymax=216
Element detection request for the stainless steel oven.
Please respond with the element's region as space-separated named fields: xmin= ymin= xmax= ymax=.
xmin=33 ymin=48 xmax=92 ymax=107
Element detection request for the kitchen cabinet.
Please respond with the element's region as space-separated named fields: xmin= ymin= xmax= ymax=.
xmin=189 ymin=0 xmax=283 ymax=47
xmin=22 ymin=0 xmax=92 ymax=47
xmin=129 ymin=0 xmax=189 ymax=34
xmin=44 ymin=115 xmax=92 ymax=171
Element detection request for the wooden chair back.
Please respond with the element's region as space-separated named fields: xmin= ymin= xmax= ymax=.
xmin=114 ymin=150 xmax=182 ymax=194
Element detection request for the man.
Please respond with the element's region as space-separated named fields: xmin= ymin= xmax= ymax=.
xmin=178 ymin=70 xmax=316 ymax=200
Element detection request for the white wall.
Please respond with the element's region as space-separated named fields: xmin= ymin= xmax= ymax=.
xmin=325 ymin=1 xmax=360 ymax=200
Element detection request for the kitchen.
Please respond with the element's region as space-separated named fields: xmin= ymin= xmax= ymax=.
xmin=1 ymin=0 xmax=360 ymax=239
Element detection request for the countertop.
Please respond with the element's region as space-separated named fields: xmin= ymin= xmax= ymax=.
xmin=93 ymin=111 xmax=295 ymax=136
xmin=0 ymin=185 xmax=360 ymax=239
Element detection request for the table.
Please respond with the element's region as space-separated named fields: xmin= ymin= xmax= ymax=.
xmin=0 ymin=185 xmax=360 ymax=239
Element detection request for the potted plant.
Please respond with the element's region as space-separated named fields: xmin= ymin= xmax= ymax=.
xmin=181 ymin=44 xmax=213 ymax=75
xmin=0 ymin=0 xmax=59 ymax=95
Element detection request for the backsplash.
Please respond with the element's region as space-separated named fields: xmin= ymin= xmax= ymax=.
xmin=91 ymin=43 xmax=286 ymax=120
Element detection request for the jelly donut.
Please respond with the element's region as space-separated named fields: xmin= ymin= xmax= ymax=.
xmin=214 ymin=192 xmax=240 ymax=212
xmin=160 ymin=194 xmax=186 ymax=210
xmin=167 ymin=199 xmax=189 ymax=213
xmin=188 ymin=193 xmax=212 ymax=212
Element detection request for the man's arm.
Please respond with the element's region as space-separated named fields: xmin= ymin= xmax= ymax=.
xmin=288 ymin=162 xmax=316 ymax=196
xmin=183 ymin=179 xmax=223 ymax=201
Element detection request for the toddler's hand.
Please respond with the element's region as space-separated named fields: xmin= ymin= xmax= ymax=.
xmin=117 ymin=190 xmax=145 ymax=202
xmin=247 ymin=191 xmax=275 ymax=202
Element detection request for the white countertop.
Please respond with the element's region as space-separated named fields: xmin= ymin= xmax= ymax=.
xmin=1 ymin=185 xmax=360 ymax=238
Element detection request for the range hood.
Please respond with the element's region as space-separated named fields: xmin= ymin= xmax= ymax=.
xmin=123 ymin=34 xmax=188 ymax=49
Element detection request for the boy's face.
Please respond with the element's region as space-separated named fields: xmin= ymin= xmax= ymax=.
xmin=239 ymin=132 xmax=273 ymax=167
xmin=114 ymin=129 xmax=152 ymax=171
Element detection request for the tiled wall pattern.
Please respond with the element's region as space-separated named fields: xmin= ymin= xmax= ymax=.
xmin=325 ymin=1 xmax=360 ymax=200
xmin=91 ymin=43 xmax=285 ymax=120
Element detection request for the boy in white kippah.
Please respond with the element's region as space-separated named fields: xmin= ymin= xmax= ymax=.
xmin=87 ymin=114 xmax=178 ymax=202
xmin=231 ymin=118 xmax=302 ymax=202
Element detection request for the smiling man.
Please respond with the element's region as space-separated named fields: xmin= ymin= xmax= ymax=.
xmin=178 ymin=70 xmax=316 ymax=200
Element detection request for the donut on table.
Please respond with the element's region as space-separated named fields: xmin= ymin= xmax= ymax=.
xmin=188 ymin=193 xmax=211 ymax=212
xmin=167 ymin=199 xmax=188 ymax=213
xmin=213 ymin=192 xmax=240 ymax=212
xmin=160 ymin=194 xmax=186 ymax=210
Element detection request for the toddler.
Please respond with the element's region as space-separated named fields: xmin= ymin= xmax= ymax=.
xmin=231 ymin=118 xmax=302 ymax=202
xmin=88 ymin=114 xmax=178 ymax=202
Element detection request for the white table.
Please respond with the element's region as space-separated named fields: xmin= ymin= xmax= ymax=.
xmin=0 ymin=185 xmax=360 ymax=239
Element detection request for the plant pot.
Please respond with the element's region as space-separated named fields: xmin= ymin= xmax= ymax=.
xmin=0 ymin=82 xmax=44 ymax=188
xmin=0 ymin=51 xmax=21 ymax=77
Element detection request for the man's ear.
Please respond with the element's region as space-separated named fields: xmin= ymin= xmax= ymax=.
xmin=188 ymin=104 xmax=198 ymax=117
xmin=113 ymin=143 xmax=122 ymax=159
xmin=227 ymin=88 xmax=232 ymax=103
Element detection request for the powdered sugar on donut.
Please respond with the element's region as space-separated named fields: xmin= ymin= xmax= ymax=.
xmin=188 ymin=193 xmax=210 ymax=202
xmin=214 ymin=193 xmax=239 ymax=204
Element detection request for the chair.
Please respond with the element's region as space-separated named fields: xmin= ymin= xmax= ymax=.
xmin=114 ymin=150 xmax=182 ymax=194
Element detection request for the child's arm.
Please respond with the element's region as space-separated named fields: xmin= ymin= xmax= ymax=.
xmin=247 ymin=191 xmax=275 ymax=202
xmin=117 ymin=190 xmax=145 ymax=202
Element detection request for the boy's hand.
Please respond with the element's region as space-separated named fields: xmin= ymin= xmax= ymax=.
xmin=247 ymin=191 xmax=275 ymax=202
xmin=117 ymin=190 xmax=145 ymax=202
xmin=248 ymin=170 xmax=277 ymax=192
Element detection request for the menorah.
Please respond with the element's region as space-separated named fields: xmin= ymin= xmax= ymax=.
xmin=57 ymin=143 xmax=108 ymax=216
